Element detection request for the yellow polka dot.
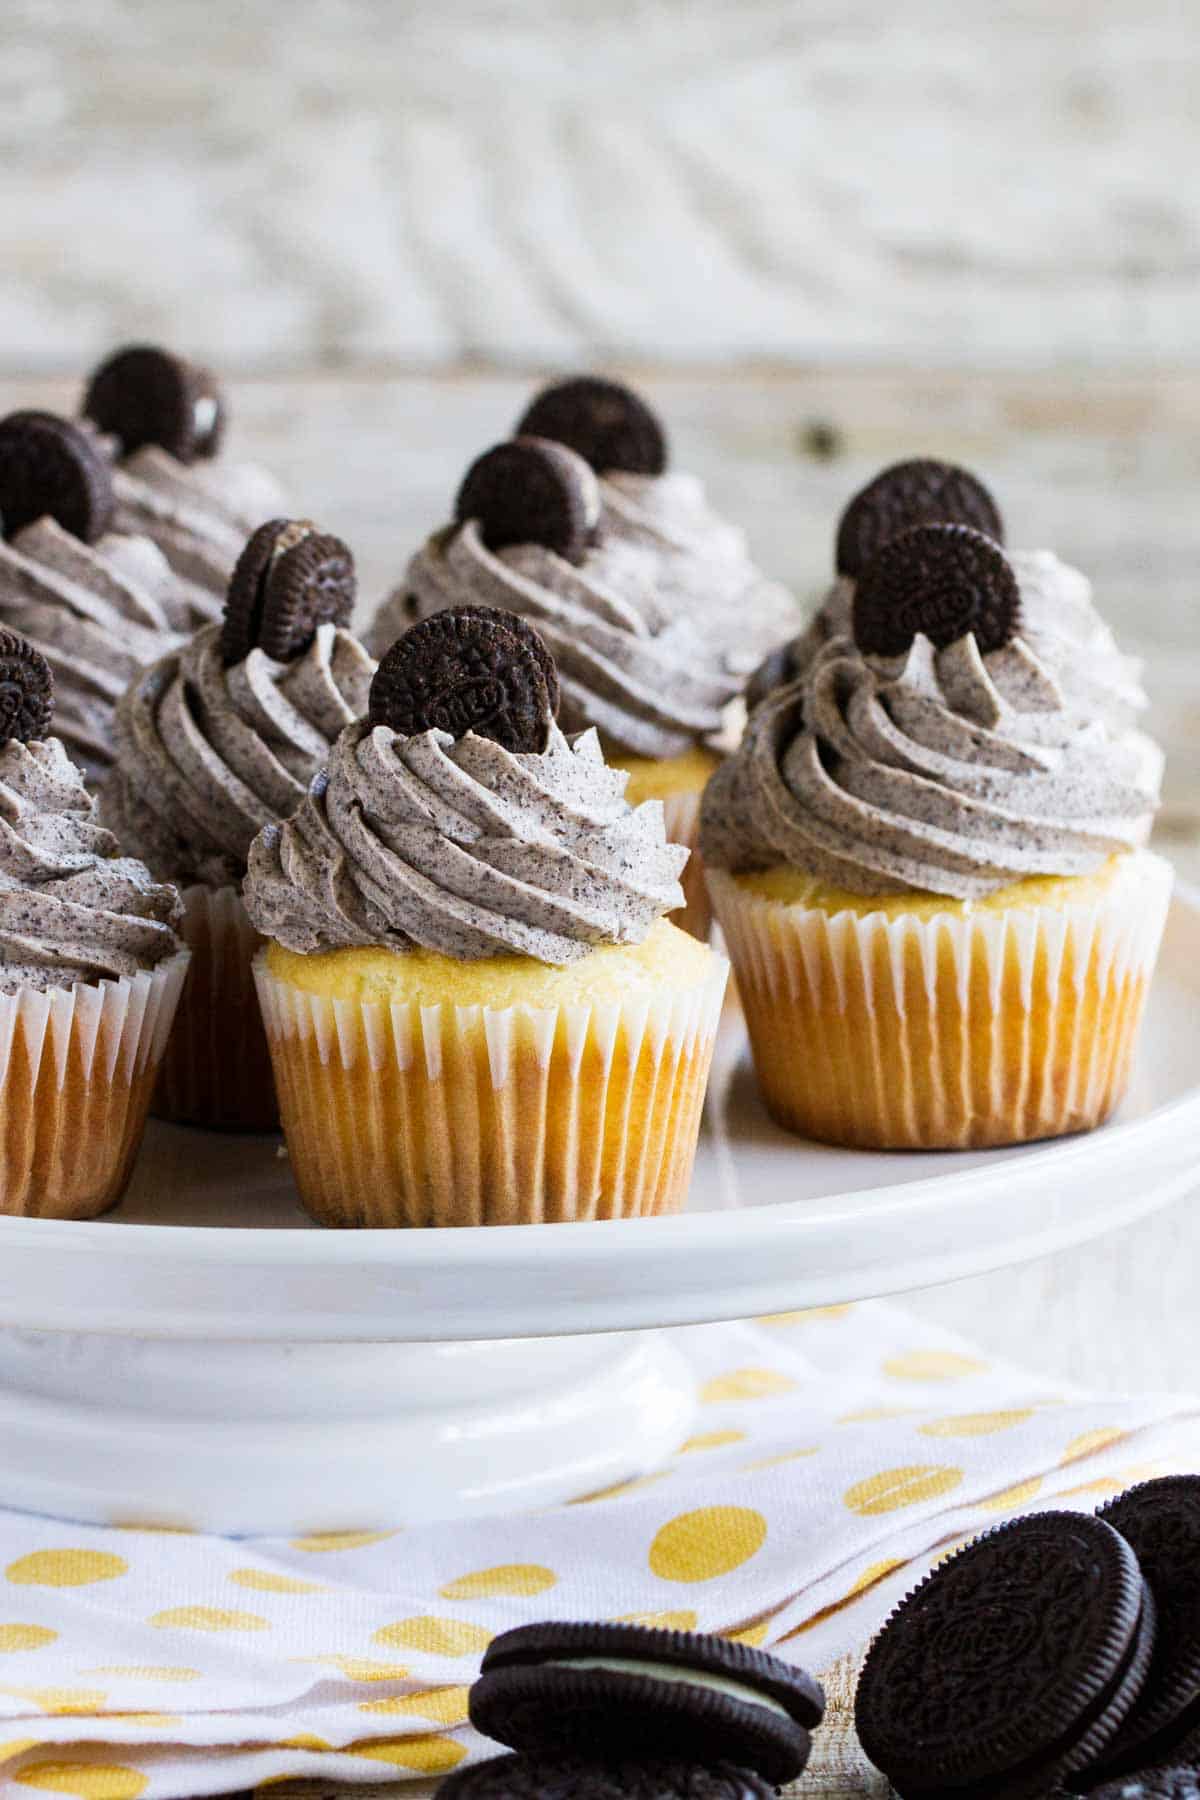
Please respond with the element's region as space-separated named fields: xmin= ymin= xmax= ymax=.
xmin=16 ymin=1766 xmax=147 ymax=1799
xmin=847 ymin=1558 xmax=907 ymax=1597
xmin=884 ymin=1351 xmax=987 ymax=1382
xmin=348 ymin=1735 xmax=467 ymax=1773
xmin=301 ymin=1655 xmax=411 ymax=1682
xmin=576 ymin=1473 xmax=667 ymax=1504
xmin=844 ymin=1465 xmax=963 ymax=1516
xmin=757 ymin=1305 xmax=854 ymax=1326
xmin=0 ymin=1627 xmax=56 ymax=1653
xmin=373 ymin=1617 xmax=491 ymax=1657
xmin=228 ymin=1569 xmax=324 ymax=1595
xmin=280 ymin=1734 xmax=331 ymax=1751
xmin=740 ymin=1447 xmax=818 ymax=1473
xmin=360 ymin=1685 xmax=471 ymax=1724
xmin=1061 ymin=1428 xmax=1128 ymax=1466
xmin=110 ymin=1522 xmax=194 ymax=1536
xmin=0 ymin=1688 xmax=106 ymax=1717
xmin=920 ymin=1410 xmax=1035 ymax=1439
xmin=1058 ymin=1473 xmax=1125 ymax=1499
xmin=614 ymin=1610 xmax=699 ymax=1630
xmin=290 ymin=1530 xmax=395 ymax=1552
xmin=148 ymin=1606 xmax=268 ymax=1632
xmin=80 ymin=1668 xmax=199 ymax=1683
xmin=0 ymin=1741 xmax=38 ymax=1762
xmin=438 ymin=1565 xmax=557 ymax=1601
xmin=701 ymin=1369 xmax=797 ymax=1404
xmin=105 ymin=1714 xmax=179 ymax=1731
xmin=979 ymin=1476 xmax=1043 ymax=1512
xmin=725 ymin=1621 xmax=770 ymax=1646
xmin=679 ymin=1431 xmax=746 ymax=1454
xmin=649 ymin=1506 xmax=767 ymax=1582
xmin=6 ymin=1553 xmax=127 ymax=1590
xmin=837 ymin=1405 xmax=916 ymax=1424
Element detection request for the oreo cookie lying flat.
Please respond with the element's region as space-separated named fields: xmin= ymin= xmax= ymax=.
xmin=853 ymin=522 xmax=1022 ymax=658
xmin=1085 ymin=1478 xmax=1200 ymax=1779
xmin=1087 ymin=1771 xmax=1200 ymax=1800
xmin=0 ymin=411 xmax=114 ymax=544
xmin=0 ymin=629 xmax=55 ymax=745
xmin=437 ymin=1755 xmax=776 ymax=1800
xmin=370 ymin=605 xmax=559 ymax=753
xmin=835 ymin=459 xmax=1004 ymax=578
xmin=82 ymin=343 xmax=225 ymax=463
xmin=855 ymin=1512 xmax=1156 ymax=1800
xmin=516 ymin=377 xmax=668 ymax=477
xmin=469 ymin=1620 xmax=824 ymax=1786
xmin=455 ymin=438 xmax=601 ymax=565
xmin=220 ymin=518 xmax=356 ymax=666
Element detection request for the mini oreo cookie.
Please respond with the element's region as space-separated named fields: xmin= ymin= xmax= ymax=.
xmin=852 ymin=522 xmax=1022 ymax=659
xmin=855 ymin=1512 xmax=1156 ymax=1800
xmin=455 ymin=438 xmax=601 ymax=565
xmin=220 ymin=518 xmax=356 ymax=666
xmin=369 ymin=606 xmax=558 ymax=754
xmin=469 ymin=1620 xmax=824 ymax=1786
xmin=0 ymin=411 xmax=114 ymax=545
xmin=0 ymin=629 xmax=55 ymax=745
xmin=82 ymin=343 xmax=225 ymax=464
xmin=1085 ymin=1478 xmax=1200 ymax=1779
xmin=835 ymin=458 xmax=1004 ymax=578
xmin=437 ymin=1755 xmax=777 ymax=1800
xmin=1086 ymin=1771 xmax=1200 ymax=1800
xmin=516 ymin=377 xmax=668 ymax=477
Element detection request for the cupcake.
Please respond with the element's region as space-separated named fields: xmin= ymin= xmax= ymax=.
xmin=703 ymin=523 xmax=1171 ymax=1151
xmin=246 ymin=602 xmax=728 ymax=1228
xmin=369 ymin=384 xmax=797 ymax=940
xmin=101 ymin=519 xmax=375 ymax=1131
xmin=0 ymin=628 xmax=187 ymax=1216
xmin=81 ymin=343 xmax=287 ymax=626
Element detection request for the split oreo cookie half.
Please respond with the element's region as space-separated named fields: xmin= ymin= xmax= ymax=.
xmin=835 ymin=458 xmax=1004 ymax=579
xmin=83 ymin=343 xmax=225 ymax=463
xmin=369 ymin=605 xmax=559 ymax=754
xmin=516 ymin=377 xmax=668 ymax=477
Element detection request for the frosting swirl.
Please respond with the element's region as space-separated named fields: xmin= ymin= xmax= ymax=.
xmin=102 ymin=621 xmax=375 ymax=889
xmin=244 ymin=720 xmax=688 ymax=962
xmin=0 ymin=735 xmax=182 ymax=993
xmin=702 ymin=625 xmax=1161 ymax=900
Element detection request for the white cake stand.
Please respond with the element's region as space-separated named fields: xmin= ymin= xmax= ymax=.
xmin=0 ymin=891 xmax=1197 ymax=1535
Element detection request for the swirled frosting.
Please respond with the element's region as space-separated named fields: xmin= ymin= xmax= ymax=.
xmin=371 ymin=472 xmax=796 ymax=759
xmin=244 ymin=720 xmax=688 ymax=962
xmin=102 ymin=621 xmax=376 ymax=890
xmin=701 ymin=624 xmax=1162 ymax=900
xmin=0 ymin=518 xmax=187 ymax=783
xmin=0 ymin=735 xmax=182 ymax=993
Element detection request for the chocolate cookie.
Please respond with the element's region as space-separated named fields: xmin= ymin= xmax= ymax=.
xmin=852 ymin=522 xmax=1022 ymax=658
xmin=855 ymin=1512 xmax=1156 ymax=1800
xmin=220 ymin=519 xmax=356 ymax=666
xmin=516 ymin=377 xmax=668 ymax=477
xmin=82 ymin=343 xmax=225 ymax=463
xmin=437 ymin=1755 xmax=776 ymax=1800
xmin=369 ymin=606 xmax=558 ymax=753
xmin=469 ymin=1620 xmax=824 ymax=1786
xmin=1085 ymin=1478 xmax=1200 ymax=1779
xmin=455 ymin=438 xmax=601 ymax=565
xmin=0 ymin=630 xmax=54 ymax=745
xmin=0 ymin=411 xmax=114 ymax=544
xmin=835 ymin=459 xmax=1004 ymax=578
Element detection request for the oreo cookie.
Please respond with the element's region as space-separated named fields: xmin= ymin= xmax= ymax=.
xmin=469 ymin=1620 xmax=824 ymax=1786
xmin=455 ymin=438 xmax=601 ymax=565
xmin=852 ymin=522 xmax=1022 ymax=658
xmin=516 ymin=377 xmax=668 ymax=477
xmin=437 ymin=1755 xmax=776 ymax=1800
xmin=0 ymin=630 xmax=55 ymax=745
xmin=220 ymin=519 xmax=356 ymax=666
xmin=82 ymin=343 xmax=225 ymax=464
xmin=370 ymin=606 xmax=559 ymax=753
xmin=1087 ymin=1772 xmax=1200 ymax=1800
xmin=855 ymin=1512 xmax=1156 ymax=1800
xmin=0 ymin=411 xmax=114 ymax=544
xmin=835 ymin=459 xmax=1004 ymax=578
xmin=1085 ymin=1478 xmax=1200 ymax=1779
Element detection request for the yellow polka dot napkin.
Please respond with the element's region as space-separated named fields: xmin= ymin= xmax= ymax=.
xmin=0 ymin=1301 xmax=1197 ymax=1798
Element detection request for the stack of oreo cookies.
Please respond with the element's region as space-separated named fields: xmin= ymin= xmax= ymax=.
xmin=438 ymin=1619 xmax=826 ymax=1800
xmin=855 ymin=1475 xmax=1200 ymax=1800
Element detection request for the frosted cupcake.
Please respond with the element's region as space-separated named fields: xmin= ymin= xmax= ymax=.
xmin=370 ymin=388 xmax=797 ymax=939
xmin=703 ymin=523 xmax=1171 ymax=1150
xmin=0 ymin=629 xmax=187 ymax=1216
xmin=82 ymin=344 xmax=286 ymax=626
xmin=246 ymin=602 xmax=727 ymax=1227
xmin=102 ymin=519 xmax=375 ymax=1130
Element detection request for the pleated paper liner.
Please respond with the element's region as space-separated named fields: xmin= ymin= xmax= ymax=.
xmin=0 ymin=949 xmax=189 ymax=1219
xmin=708 ymin=851 xmax=1173 ymax=1150
xmin=153 ymin=883 xmax=279 ymax=1132
xmin=661 ymin=787 xmax=713 ymax=942
xmin=255 ymin=952 xmax=729 ymax=1227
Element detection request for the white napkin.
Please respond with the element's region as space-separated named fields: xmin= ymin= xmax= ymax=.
xmin=0 ymin=1300 xmax=1196 ymax=1800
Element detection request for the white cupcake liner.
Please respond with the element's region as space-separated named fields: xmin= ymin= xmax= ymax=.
xmin=255 ymin=950 xmax=729 ymax=1227
xmin=660 ymin=786 xmax=712 ymax=942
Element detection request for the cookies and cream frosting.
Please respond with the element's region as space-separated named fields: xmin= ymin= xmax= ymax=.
xmin=701 ymin=625 xmax=1161 ymax=901
xmin=102 ymin=620 xmax=375 ymax=890
xmin=244 ymin=720 xmax=688 ymax=962
xmin=0 ymin=735 xmax=182 ymax=993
